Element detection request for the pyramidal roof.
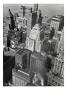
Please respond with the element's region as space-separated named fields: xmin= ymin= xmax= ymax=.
xmin=29 ymin=24 xmax=40 ymax=40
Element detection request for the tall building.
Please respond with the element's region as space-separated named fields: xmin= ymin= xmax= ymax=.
xmin=47 ymin=27 xmax=64 ymax=86
xmin=25 ymin=24 xmax=45 ymax=53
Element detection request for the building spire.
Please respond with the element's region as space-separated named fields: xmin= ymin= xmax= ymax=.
xmin=34 ymin=4 xmax=38 ymax=12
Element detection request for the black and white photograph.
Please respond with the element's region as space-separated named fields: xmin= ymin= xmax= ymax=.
xmin=3 ymin=3 xmax=64 ymax=86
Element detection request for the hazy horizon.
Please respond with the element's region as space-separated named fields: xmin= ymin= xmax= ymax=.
xmin=3 ymin=4 xmax=64 ymax=21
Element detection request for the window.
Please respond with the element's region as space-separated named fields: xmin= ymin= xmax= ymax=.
xmin=22 ymin=54 xmax=27 ymax=69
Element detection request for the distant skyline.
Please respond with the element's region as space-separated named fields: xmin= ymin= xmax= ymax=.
xmin=3 ymin=4 xmax=64 ymax=22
